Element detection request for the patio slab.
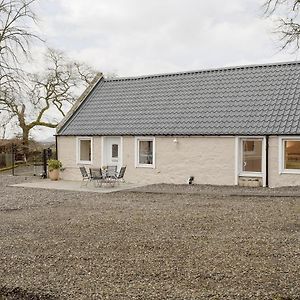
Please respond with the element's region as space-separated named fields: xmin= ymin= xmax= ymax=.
xmin=11 ymin=179 xmax=147 ymax=193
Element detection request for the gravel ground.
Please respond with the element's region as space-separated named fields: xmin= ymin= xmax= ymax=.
xmin=0 ymin=175 xmax=299 ymax=299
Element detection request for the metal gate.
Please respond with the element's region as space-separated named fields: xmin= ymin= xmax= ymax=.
xmin=11 ymin=145 xmax=53 ymax=177
xmin=0 ymin=142 xmax=55 ymax=177
xmin=14 ymin=147 xmax=54 ymax=177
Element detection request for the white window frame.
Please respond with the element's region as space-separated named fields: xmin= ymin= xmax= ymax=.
xmin=76 ymin=137 xmax=93 ymax=165
xmin=279 ymin=136 xmax=300 ymax=174
xmin=135 ymin=137 xmax=155 ymax=168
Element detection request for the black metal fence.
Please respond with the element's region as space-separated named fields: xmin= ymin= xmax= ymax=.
xmin=0 ymin=144 xmax=55 ymax=177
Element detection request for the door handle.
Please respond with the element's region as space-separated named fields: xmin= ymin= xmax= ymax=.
xmin=243 ymin=161 xmax=247 ymax=167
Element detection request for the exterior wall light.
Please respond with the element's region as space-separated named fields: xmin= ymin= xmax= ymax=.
xmin=173 ymin=138 xmax=178 ymax=143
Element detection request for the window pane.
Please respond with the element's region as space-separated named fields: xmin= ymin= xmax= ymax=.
xmin=112 ymin=144 xmax=118 ymax=158
xmin=284 ymin=141 xmax=300 ymax=170
xmin=242 ymin=140 xmax=262 ymax=172
xmin=80 ymin=140 xmax=91 ymax=161
xmin=139 ymin=140 xmax=153 ymax=165
xmin=244 ymin=141 xmax=255 ymax=152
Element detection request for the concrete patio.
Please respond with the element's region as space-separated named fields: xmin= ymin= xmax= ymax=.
xmin=11 ymin=179 xmax=147 ymax=193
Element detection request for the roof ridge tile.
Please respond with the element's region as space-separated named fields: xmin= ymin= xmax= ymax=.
xmin=104 ymin=60 xmax=300 ymax=82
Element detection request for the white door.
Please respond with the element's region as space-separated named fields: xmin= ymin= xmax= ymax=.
xmin=241 ymin=139 xmax=263 ymax=173
xmin=102 ymin=137 xmax=122 ymax=170
xmin=238 ymin=137 xmax=266 ymax=187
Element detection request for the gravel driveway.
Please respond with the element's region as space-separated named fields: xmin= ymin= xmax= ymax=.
xmin=0 ymin=175 xmax=299 ymax=299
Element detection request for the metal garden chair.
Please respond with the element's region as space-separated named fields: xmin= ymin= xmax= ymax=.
xmin=79 ymin=166 xmax=90 ymax=187
xmin=106 ymin=165 xmax=117 ymax=179
xmin=116 ymin=166 xmax=126 ymax=184
xmin=89 ymin=168 xmax=104 ymax=187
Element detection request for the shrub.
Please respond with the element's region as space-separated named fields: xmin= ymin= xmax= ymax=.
xmin=48 ymin=159 xmax=62 ymax=171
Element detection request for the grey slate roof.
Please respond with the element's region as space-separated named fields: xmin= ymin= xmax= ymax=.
xmin=58 ymin=61 xmax=300 ymax=136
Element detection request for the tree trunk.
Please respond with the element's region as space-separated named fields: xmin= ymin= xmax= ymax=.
xmin=22 ymin=126 xmax=30 ymax=161
xmin=18 ymin=106 xmax=30 ymax=161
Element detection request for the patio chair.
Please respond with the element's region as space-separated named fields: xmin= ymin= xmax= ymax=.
xmin=116 ymin=166 xmax=126 ymax=184
xmin=106 ymin=165 xmax=117 ymax=179
xmin=79 ymin=166 xmax=90 ymax=187
xmin=89 ymin=168 xmax=104 ymax=187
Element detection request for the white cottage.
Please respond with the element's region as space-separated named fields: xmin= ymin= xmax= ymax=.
xmin=56 ymin=61 xmax=300 ymax=187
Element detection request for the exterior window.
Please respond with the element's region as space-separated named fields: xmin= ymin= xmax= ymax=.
xmin=284 ymin=140 xmax=300 ymax=170
xmin=78 ymin=138 xmax=92 ymax=163
xmin=136 ymin=137 xmax=155 ymax=167
xmin=112 ymin=144 xmax=118 ymax=158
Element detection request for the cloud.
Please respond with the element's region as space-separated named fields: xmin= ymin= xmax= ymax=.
xmin=34 ymin=0 xmax=297 ymax=77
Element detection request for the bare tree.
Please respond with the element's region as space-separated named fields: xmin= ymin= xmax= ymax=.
xmin=0 ymin=0 xmax=102 ymax=159
xmin=0 ymin=0 xmax=40 ymax=86
xmin=264 ymin=0 xmax=300 ymax=50
xmin=0 ymin=0 xmax=41 ymax=143
xmin=0 ymin=48 xmax=99 ymax=155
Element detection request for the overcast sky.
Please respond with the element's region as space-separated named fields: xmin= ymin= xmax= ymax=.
xmin=36 ymin=0 xmax=298 ymax=77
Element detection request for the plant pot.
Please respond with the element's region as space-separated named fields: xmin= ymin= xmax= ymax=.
xmin=49 ymin=169 xmax=59 ymax=181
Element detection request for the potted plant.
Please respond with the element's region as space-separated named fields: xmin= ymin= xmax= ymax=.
xmin=48 ymin=159 xmax=62 ymax=181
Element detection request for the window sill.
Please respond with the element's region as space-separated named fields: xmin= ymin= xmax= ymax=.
xmin=136 ymin=164 xmax=155 ymax=169
xmin=280 ymin=170 xmax=300 ymax=175
xmin=77 ymin=161 xmax=92 ymax=165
